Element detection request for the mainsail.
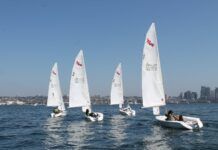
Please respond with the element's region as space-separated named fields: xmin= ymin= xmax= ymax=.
xmin=110 ymin=63 xmax=124 ymax=108
xmin=142 ymin=23 xmax=165 ymax=109
xmin=69 ymin=50 xmax=91 ymax=111
xmin=47 ymin=63 xmax=65 ymax=111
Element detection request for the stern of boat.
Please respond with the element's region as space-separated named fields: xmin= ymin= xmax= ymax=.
xmin=85 ymin=112 xmax=104 ymax=121
xmin=119 ymin=108 xmax=136 ymax=116
xmin=155 ymin=115 xmax=203 ymax=130
xmin=51 ymin=111 xmax=66 ymax=118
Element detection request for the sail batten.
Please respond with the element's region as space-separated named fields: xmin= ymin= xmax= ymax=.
xmin=69 ymin=50 xmax=91 ymax=110
xmin=142 ymin=23 xmax=166 ymax=108
xmin=47 ymin=63 xmax=65 ymax=111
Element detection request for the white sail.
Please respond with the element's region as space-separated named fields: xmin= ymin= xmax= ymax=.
xmin=110 ymin=63 xmax=124 ymax=108
xmin=142 ymin=23 xmax=166 ymax=108
xmin=47 ymin=63 xmax=65 ymax=111
xmin=69 ymin=50 xmax=91 ymax=111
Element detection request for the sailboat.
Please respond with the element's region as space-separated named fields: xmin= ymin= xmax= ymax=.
xmin=47 ymin=63 xmax=66 ymax=118
xmin=69 ymin=50 xmax=103 ymax=121
xmin=110 ymin=63 xmax=135 ymax=116
xmin=142 ymin=23 xmax=203 ymax=130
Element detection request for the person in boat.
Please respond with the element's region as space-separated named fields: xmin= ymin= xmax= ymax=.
xmin=53 ymin=107 xmax=61 ymax=114
xmin=85 ymin=109 xmax=98 ymax=118
xmin=165 ymin=110 xmax=183 ymax=121
xmin=127 ymin=105 xmax=131 ymax=110
xmin=121 ymin=105 xmax=131 ymax=112
xmin=165 ymin=110 xmax=175 ymax=121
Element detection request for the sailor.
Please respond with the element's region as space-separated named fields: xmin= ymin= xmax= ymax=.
xmin=85 ymin=109 xmax=90 ymax=116
xmin=53 ymin=107 xmax=61 ymax=114
xmin=165 ymin=110 xmax=176 ymax=121
xmin=172 ymin=114 xmax=183 ymax=121
xmin=86 ymin=109 xmax=97 ymax=117
xmin=165 ymin=110 xmax=183 ymax=121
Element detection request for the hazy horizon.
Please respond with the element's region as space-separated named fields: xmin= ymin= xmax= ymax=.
xmin=1 ymin=0 xmax=218 ymax=97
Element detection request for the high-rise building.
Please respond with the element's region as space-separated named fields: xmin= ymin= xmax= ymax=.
xmin=200 ymin=86 xmax=210 ymax=100
xmin=215 ymin=88 xmax=218 ymax=101
xmin=210 ymin=90 xmax=215 ymax=100
xmin=183 ymin=91 xmax=198 ymax=100
xmin=191 ymin=92 xmax=198 ymax=100
xmin=179 ymin=92 xmax=183 ymax=99
xmin=184 ymin=91 xmax=192 ymax=100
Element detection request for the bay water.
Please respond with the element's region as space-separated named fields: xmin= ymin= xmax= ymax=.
xmin=0 ymin=103 xmax=217 ymax=149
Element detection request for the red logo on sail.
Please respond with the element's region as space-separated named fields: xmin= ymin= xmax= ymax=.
xmin=147 ymin=38 xmax=154 ymax=47
xmin=116 ymin=71 xmax=120 ymax=75
xmin=76 ymin=60 xmax=83 ymax=67
xmin=52 ymin=71 xmax=56 ymax=75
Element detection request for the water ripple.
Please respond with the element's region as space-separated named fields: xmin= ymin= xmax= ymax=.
xmin=0 ymin=104 xmax=218 ymax=149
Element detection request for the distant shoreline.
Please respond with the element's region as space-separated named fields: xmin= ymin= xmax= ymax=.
xmin=0 ymin=96 xmax=217 ymax=105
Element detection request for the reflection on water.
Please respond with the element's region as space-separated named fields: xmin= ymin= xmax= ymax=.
xmin=108 ymin=115 xmax=127 ymax=146
xmin=1 ymin=104 xmax=216 ymax=149
xmin=67 ymin=120 xmax=93 ymax=148
xmin=144 ymin=125 xmax=172 ymax=150
xmin=145 ymin=124 xmax=206 ymax=150
xmin=44 ymin=117 xmax=65 ymax=149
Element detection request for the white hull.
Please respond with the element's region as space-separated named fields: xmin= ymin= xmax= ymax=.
xmin=85 ymin=112 xmax=104 ymax=121
xmin=119 ymin=108 xmax=136 ymax=116
xmin=155 ymin=115 xmax=203 ymax=130
xmin=51 ymin=111 xmax=67 ymax=118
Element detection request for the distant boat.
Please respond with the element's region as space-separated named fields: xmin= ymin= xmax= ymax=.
xmin=47 ymin=63 xmax=66 ymax=118
xmin=69 ymin=50 xmax=103 ymax=121
xmin=142 ymin=23 xmax=203 ymax=130
xmin=110 ymin=63 xmax=135 ymax=116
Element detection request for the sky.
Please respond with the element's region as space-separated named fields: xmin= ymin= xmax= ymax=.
xmin=0 ymin=0 xmax=218 ymax=97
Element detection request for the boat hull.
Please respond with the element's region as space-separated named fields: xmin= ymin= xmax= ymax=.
xmin=51 ymin=111 xmax=66 ymax=118
xmin=119 ymin=108 xmax=136 ymax=116
xmin=85 ymin=112 xmax=104 ymax=121
xmin=155 ymin=115 xmax=203 ymax=130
